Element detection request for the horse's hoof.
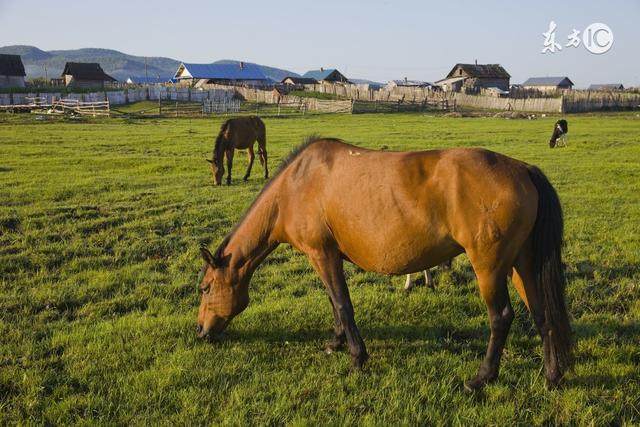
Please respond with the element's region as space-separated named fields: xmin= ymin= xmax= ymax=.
xmin=324 ymin=338 xmax=345 ymax=354
xmin=544 ymin=373 xmax=564 ymax=390
xmin=243 ymin=177 xmax=249 ymax=182
xmin=350 ymin=351 xmax=369 ymax=369
xmin=463 ymin=377 xmax=486 ymax=393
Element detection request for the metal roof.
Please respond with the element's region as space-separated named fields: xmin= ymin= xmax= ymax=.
xmin=0 ymin=54 xmax=26 ymax=76
xmin=175 ymin=62 xmax=267 ymax=80
xmin=588 ymin=83 xmax=624 ymax=90
xmin=62 ymin=62 xmax=116 ymax=81
xmin=522 ymin=77 xmax=574 ymax=87
xmin=390 ymin=79 xmax=432 ymax=87
xmin=301 ymin=68 xmax=349 ymax=81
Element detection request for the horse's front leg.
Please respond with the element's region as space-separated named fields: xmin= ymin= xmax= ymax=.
xmin=325 ymin=296 xmax=346 ymax=353
xmin=225 ymin=149 xmax=234 ymax=185
xmin=309 ymin=250 xmax=368 ymax=368
xmin=243 ymin=146 xmax=255 ymax=182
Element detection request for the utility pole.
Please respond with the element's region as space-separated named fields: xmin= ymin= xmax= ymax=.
xmin=144 ymin=57 xmax=149 ymax=83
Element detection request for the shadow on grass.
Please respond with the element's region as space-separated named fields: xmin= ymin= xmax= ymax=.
xmin=222 ymin=323 xmax=488 ymax=356
xmin=567 ymin=260 xmax=639 ymax=281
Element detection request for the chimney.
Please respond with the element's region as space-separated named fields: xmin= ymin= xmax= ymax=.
xmin=240 ymin=61 xmax=245 ymax=70
xmin=475 ymin=59 xmax=478 ymax=65
xmin=320 ymin=67 xmax=324 ymax=72
xmin=404 ymin=77 xmax=408 ymax=83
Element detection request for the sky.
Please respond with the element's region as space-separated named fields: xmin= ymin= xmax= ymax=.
xmin=0 ymin=0 xmax=638 ymax=87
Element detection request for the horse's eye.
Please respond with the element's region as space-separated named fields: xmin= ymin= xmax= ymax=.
xmin=201 ymin=285 xmax=211 ymax=295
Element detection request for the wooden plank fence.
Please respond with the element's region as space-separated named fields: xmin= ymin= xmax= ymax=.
xmin=50 ymin=98 xmax=111 ymax=116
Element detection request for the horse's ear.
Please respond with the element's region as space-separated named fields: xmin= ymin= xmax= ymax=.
xmin=200 ymin=246 xmax=218 ymax=267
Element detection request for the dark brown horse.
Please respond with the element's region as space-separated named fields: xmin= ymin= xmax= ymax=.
xmin=549 ymin=119 xmax=568 ymax=148
xmin=206 ymin=116 xmax=268 ymax=185
xmin=197 ymin=137 xmax=572 ymax=391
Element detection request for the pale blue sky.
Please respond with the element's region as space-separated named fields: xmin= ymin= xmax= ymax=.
xmin=1 ymin=0 xmax=638 ymax=87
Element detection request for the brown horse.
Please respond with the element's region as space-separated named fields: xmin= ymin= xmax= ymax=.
xmin=197 ymin=137 xmax=572 ymax=391
xmin=206 ymin=116 xmax=268 ymax=185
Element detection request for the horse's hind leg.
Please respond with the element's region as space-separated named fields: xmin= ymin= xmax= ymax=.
xmin=257 ymin=138 xmax=268 ymax=179
xmin=243 ymin=146 xmax=255 ymax=182
xmin=512 ymin=245 xmax=563 ymax=387
xmin=403 ymin=270 xmax=431 ymax=292
xmin=465 ymin=260 xmax=514 ymax=392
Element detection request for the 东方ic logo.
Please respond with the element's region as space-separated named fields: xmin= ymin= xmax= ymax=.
xmin=542 ymin=21 xmax=613 ymax=55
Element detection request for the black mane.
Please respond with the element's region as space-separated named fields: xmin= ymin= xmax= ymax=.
xmin=213 ymin=120 xmax=230 ymax=166
xmin=212 ymin=135 xmax=342 ymax=260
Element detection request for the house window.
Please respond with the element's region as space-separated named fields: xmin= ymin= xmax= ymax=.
xmin=459 ymin=69 xmax=463 ymax=76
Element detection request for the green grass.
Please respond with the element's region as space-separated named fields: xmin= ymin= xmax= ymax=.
xmin=1 ymin=112 xmax=639 ymax=425
xmin=288 ymin=90 xmax=349 ymax=100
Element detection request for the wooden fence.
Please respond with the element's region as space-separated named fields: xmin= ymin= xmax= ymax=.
xmin=0 ymin=87 xmax=236 ymax=107
xmin=203 ymin=99 xmax=241 ymax=114
xmin=50 ymin=98 xmax=110 ymax=116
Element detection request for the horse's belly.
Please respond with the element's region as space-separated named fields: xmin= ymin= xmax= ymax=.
xmin=334 ymin=222 xmax=458 ymax=275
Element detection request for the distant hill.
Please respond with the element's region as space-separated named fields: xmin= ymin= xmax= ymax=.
xmin=0 ymin=45 xmax=299 ymax=82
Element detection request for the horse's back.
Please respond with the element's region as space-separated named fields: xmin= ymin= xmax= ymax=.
xmin=223 ymin=116 xmax=264 ymax=148
xmin=278 ymin=140 xmax=537 ymax=274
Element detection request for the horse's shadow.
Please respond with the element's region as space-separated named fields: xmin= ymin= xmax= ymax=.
xmin=224 ymin=322 xmax=491 ymax=357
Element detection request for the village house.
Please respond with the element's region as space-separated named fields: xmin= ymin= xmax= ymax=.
xmin=302 ymin=68 xmax=349 ymax=83
xmin=61 ymin=62 xmax=117 ymax=88
xmin=386 ymin=78 xmax=433 ymax=90
xmin=0 ymin=54 xmax=26 ymax=88
xmin=522 ymin=76 xmax=574 ymax=92
xmin=173 ymin=62 xmax=268 ymax=87
xmin=436 ymin=63 xmax=510 ymax=93
xmin=588 ymin=83 xmax=624 ymax=91
xmin=281 ymin=76 xmax=318 ymax=86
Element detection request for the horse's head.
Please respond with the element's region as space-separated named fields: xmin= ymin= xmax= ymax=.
xmin=205 ymin=158 xmax=224 ymax=185
xmin=196 ymin=247 xmax=249 ymax=340
xmin=549 ymin=119 xmax=568 ymax=148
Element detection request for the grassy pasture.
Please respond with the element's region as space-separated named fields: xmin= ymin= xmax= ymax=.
xmin=0 ymin=111 xmax=639 ymax=425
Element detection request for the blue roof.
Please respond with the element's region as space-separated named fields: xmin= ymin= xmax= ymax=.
xmin=176 ymin=62 xmax=267 ymax=80
xmin=302 ymin=68 xmax=342 ymax=80
xmin=522 ymin=76 xmax=574 ymax=87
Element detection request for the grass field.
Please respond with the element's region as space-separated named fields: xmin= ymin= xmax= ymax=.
xmin=1 ymin=111 xmax=639 ymax=425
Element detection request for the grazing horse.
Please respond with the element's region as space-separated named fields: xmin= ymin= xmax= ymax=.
xmin=196 ymin=137 xmax=572 ymax=391
xmin=206 ymin=116 xmax=268 ymax=185
xmin=404 ymin=259 xmax=453 ymax=291
xmin=549 ymin=119 xmax=568 ymax=148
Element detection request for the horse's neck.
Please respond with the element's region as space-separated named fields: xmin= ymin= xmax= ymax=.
xmin=223 ymin=187 xmax=279 ymax=276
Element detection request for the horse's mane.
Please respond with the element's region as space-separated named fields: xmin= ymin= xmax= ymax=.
xmin=213 ymin=121 xmax=230 ymax=166
xmin=212 ymin=135 xmax=342 ymax=260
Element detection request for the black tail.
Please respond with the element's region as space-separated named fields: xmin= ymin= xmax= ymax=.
xmin=527 ymin=166 xmax=573 ymax=372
